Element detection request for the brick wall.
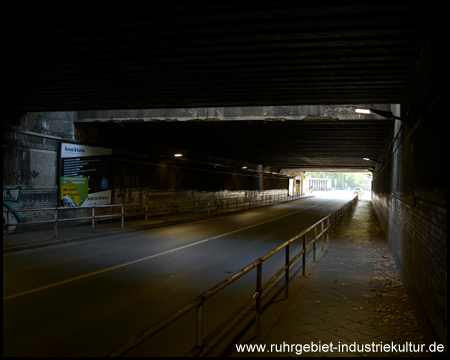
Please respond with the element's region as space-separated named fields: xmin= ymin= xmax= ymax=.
xmin=374 ymin=193 xmax=447 ymax=348
xmin=372 ymin=18 xmax=447 ymax=349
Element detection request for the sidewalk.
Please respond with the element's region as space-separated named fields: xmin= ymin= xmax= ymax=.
xmin=224 ymin=199 xmax=428 ymax=357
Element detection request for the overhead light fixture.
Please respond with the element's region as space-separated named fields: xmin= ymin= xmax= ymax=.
xmin=242 ymin=166 xmax=248 ymax=169
xmin=363 ymin=157 xmax=383 ymax=164
xmin=174 ymin=153 xmax=183 ymax=157
xmin=355 ymin=108 xmax=405 ymax=121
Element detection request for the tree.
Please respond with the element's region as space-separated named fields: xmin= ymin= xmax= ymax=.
xmin=306 ymin=172 xmax=371 ymax=189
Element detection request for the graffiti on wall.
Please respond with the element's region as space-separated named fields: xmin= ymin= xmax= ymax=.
xmin=3 ymin=186 xmax=22 ymax=234
xmin=3 ymin=169 xmax=41 ymax=185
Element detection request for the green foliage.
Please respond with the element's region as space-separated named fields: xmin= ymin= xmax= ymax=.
xmin=305 ymin=172 xmax=372 ymax=189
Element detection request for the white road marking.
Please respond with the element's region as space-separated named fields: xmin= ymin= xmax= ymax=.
xmin=4 ymin=200 xmax=327 ymax=301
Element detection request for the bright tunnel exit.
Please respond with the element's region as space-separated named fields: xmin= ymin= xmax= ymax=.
xmin=304 ymin=172 xmax=373 ymax=200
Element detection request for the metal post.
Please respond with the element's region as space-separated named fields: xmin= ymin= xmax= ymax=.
xmin=181 ymin=201 xmax=184 ymax=219
xmin=145 ymin=205 xmax=148 ymax=224
xmin=165 ymin=202 xmax=168 ymax=222
xmin=255 ymin=263 xmax=262 ymax=337
xmin=302 ymin=234 xmax=306 ymax=276
xmin=54 ymin=208 xmax=58 ymax=238
xmin=327 ymin=218 xmax=330 ymax=243
xmin=208 ymin=201 xmax=210 ymax=216
xmin=92 ymin=206 xmax=95 ymax=232
xmin=313 ymin=227 xmax=317 ymax=262
xmin=5 ymin=210 xmax=9 ymax=246
xmin=196 ymin=201 xmax=198 ymax=217
xmin=285 ymin=243 xmax=290 ymax=298
xmin=122 ymin=204 xmax=125 ymax=228
xmin=321 ymin=221 xmax=324 ymax=251
xmin=195 ymin=303 xmax=203 ymax=349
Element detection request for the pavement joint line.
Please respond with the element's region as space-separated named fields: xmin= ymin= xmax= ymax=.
xmin=3 ymin=200 xmax=328 ymax=302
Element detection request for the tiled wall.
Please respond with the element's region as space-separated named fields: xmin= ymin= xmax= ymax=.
xmin=374 ymin=193 xmax=447 ymax=347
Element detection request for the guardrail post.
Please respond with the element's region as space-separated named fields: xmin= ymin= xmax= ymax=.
xmin=255 ymin=263 xmax=262 ymax=337
xmin=327 ymin=218 xmax=330 ymax=243
xmin=92 ymin=206 xmax=95 ymax=232
xmin=195 ymin=302 xmax=204 ymax=350
xmin=313 ymin=226 xmax=317 ymax=262
xmin=122 ymin=204 xmax=124 ymax=228
xmin=195 ymin=201 xmax=198 ymax=217
xmin=285 ymin=242 xmax=290 ymax=298
xmin=208 ymin=201 xmax=210 ymax=216
xmin=302 ymin=234 xmax=306 ymax=276
xmin=145 ymin=205 xmax=148 ymax=224
xmin=321 ymin=221 xmax=324 ymax=251
xmin=54 ymin=208 xmax=58 ymax=238
xmin=5 ymin=210 xmax=9 ymax=246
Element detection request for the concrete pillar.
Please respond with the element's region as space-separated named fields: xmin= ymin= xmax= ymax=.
xmin=257 ymin=164 xmax=263 ymax=190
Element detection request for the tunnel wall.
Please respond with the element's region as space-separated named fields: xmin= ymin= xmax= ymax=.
xmin=111 ymin=148 xmax=289 ymax=204
xmin=3 ymin=112 xmax=288 ymax=227
xmin=372 ymin=20 xmax=447 ymax=349
xmin=3 ymin=112 xmax=77 ymax=222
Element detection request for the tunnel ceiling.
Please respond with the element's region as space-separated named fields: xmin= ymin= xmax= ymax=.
xmin=5 ymin=4 xmax=437 ymax=112
xmin=84 ymin=119 xmax=394 ymax=173
xmin=5 ymin=4 xmax=440 ymax=172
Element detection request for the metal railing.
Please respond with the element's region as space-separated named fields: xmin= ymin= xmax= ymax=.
xmin=104 ymin=195 xmax=358 ymax=357
xmin=3 ymin=193 xmax=307 ymax=246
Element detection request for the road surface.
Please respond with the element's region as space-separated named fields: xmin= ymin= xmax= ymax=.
xmin=3 ymin=195 xmax=354 ymax=357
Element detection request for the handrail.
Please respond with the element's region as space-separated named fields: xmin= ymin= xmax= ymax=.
xmin=2 ymin=193 xmax=307 ymax=246
xmin=104 ymin=195 xmax=358 ymax=357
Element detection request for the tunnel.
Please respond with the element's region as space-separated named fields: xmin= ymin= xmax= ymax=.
xmin=3 ymin=4 xmax=447 ymax=352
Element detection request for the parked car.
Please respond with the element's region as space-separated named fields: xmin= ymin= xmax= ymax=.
xmin=353 ymin=187 xmax=364 ymax=195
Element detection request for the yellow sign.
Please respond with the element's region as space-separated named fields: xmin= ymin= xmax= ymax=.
xmin=61 ymin=182 xmax=80 ymax=204
xmin=60 ymin=177 xmax=88 ymax=207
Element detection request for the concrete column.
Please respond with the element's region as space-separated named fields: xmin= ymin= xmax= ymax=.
xmin=257 ymin=164 xmax=263 ymax=190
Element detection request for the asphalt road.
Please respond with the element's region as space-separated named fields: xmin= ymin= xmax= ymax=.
xmin=3 ymin=195 xmax=354 ymax=357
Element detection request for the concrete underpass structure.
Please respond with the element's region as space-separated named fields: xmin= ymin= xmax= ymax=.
xmin=4 ymin=4 xmax=447 ymax=351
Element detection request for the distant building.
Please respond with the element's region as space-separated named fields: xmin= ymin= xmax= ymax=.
xmin=304 ymin=178 xmax=332 ymax=191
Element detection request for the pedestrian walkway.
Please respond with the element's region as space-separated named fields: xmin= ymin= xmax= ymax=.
xmin=223 ymin=199 xmax=427 ymax=357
